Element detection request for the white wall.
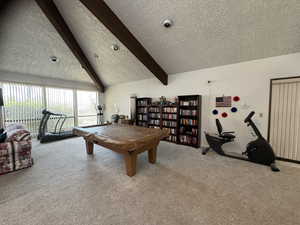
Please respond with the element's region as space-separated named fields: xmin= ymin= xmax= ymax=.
xmin=104 ymin=53 xmax=300 ymax=151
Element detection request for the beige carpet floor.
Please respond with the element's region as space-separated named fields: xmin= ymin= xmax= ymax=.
xmin=0 ymin=137 xmax=300 ymax=225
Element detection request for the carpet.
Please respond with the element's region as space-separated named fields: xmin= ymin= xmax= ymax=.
xmin=0 ymin=137 xmax=299 ymax=225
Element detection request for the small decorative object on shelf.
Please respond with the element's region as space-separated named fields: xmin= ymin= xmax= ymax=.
xmin=159 ymin=96 xmax=167 ymax=105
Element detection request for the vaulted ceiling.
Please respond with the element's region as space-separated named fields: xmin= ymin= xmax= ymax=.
xmin=0 ymin=0 xmax=93 ymax=84
xmin=105 ymin=0 xmax=300 ymax=74
xmin=1 ymin=0 xmax=300 ymax=88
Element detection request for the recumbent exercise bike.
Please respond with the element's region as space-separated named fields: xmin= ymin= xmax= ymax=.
xmin=203 ymin=111 xmax=280 ymax=172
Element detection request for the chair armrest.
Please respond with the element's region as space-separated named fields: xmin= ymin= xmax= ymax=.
xmin=222 ymin=131 xmax=235 ymax=134
xmin=6 ymin=129 xmax=31 ymax=142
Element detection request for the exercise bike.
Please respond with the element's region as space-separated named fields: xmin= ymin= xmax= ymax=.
xmin=203 ymin=111 xmax=280 ymax=172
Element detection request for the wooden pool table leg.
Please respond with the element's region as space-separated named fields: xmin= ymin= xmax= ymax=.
xmin=85 ymin=139 xmax=94 ymax=155
xmin=124 ymin=152 xmax=137 ymax=177
xmin=148 ymin=147 xmax=157 ymax=164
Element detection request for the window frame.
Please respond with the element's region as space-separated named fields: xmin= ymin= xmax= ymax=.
xmin=0 ymin=81 xmax=100 ymax=134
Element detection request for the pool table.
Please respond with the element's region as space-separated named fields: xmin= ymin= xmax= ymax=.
xmin=73 ymin=124 xmax=169 ymax=177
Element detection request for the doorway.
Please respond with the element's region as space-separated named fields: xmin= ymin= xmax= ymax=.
xmin=268 ymin=76 xmax=300 ymax=163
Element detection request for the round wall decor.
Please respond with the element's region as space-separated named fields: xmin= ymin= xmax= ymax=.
xmin=221 ymin=112 xmax=228 ymax=118
xmin=233 ymin=96 xmax=240 ymax=102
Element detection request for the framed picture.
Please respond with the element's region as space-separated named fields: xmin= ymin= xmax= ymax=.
xmin=216 ymin=96 xmax=232 ymax=107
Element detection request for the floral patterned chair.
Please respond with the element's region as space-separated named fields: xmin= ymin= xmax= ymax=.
xmin=0 ymin=124 xmax=33 ymax=175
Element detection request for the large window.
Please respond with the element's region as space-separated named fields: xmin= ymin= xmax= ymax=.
xmin=1 ymin=82 xmax=44 ymax=134
xmin=77 ymin=90 xmax=98 ymax=126
xmin=0 ymin=82 xmax=99 ymax=135
xmin=46 ymin=87 xmax=75 ymax=131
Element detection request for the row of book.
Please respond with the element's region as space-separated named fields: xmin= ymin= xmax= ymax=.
xmin=162 ymin=107 xmax=177 ymax=113
xmin=162 ymin=121 xmax=177 ymax=127
xmin=149 ymin=119 xmax=160 ymax=126
xmin=163 ymin=128 xmax=177 ymax=135
xmin=137 ymin=100 xmax=149 ymax=106
xmin=180 ymin=100 xmax=198 ymax=106
xmin=180 ymin=109 xmax=197 ymax=116
xmin=149 ymin=113 xmax=160 ymax=119
xmin=180 ymin=119 xmax=198 ymax=126
xmin=149 ymin=125 xmax=160 ymax=129
xmin=137 ymin=108 xmax=148 ymax=113
xmin=179 ymin=127 xmax=198 ymax=136
xmin=162 ymin=114 xmax=177 ymax=120
xmin=165 ymin=135 xmax=177 ymax=143
xmin=149 ymin=107 xmax=160 ymax=113
xmin=137 ymin=115 xmax=148 ymax=121
xmin=179 ymin=135 xmax=198 ymax=145
xmin=137 ymin=121 xmax=148 ymax=127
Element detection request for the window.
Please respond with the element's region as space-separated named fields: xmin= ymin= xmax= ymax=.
xmin=77 ymin=90 xmax=98 ymax=126
xmin=46 ymin=87 xmax=75 ymax=131
xmin=1 ymin=81 xmax=100 ymax=135
xmin=1 ymin=82 xmax=44 ymax=135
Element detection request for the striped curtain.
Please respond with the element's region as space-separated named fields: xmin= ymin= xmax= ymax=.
xmin=45 ymin=87 xmax=75 ymax=131
xmin=269 ymin=78 xmax=300 ymax=161
xmin=0 ymin=82 xmax=99 ymax=136
xmin=1 ymin=82 xmax=44 ymax=135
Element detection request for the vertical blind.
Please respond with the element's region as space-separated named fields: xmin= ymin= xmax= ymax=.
xmin=77 ymin=90 xmax=98 ymax=126
xmin=0 ymin=82 xmax=99 ymax=136
xmin=2 ymin=82 xmax=44 ymax=134
xmin=46 ymin=87 xmax=75 ymax=130
xmin=269 ymin=78 xmax=300 ymax=161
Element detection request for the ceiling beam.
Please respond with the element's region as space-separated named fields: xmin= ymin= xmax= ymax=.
xmin=79 ymin=0 xmax=168 ymax=85
xmin=35 ymin=0 xmax=105 ymax=92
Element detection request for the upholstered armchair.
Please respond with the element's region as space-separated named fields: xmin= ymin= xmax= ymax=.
xmin=0 ymin=124 xmax=33 ymax=175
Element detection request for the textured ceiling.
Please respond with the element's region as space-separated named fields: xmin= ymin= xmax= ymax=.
xmin=0 ymin=0 xmax=154 ymax=87
xmin=1 ymin=0 xmax=300 ymax=87
xmin=0 ymin=0 xmax=93 ymax=84
xmin=53 ymin=0 xmax=154 ymax=86
xmin=105 ymin=0 xmax=300 ymax=74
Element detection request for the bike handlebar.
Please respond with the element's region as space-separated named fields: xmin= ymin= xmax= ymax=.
xmin=244 ymin=111 xmax=255 ymax=123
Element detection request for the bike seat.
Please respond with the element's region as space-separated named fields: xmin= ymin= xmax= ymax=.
xmin=220 ymin=132 xmax=235 ymax=139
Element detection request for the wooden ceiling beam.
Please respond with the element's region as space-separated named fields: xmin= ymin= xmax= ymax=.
xmin=79 ymin=0 xmax=168 ymax=85
xmin=35 ymin=0 xmax=105 ymax=92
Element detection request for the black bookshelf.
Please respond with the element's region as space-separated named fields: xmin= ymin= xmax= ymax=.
xmin=136 ymin=98 xmax=151 ymax=127
xmin=161 ymin=105 xmax=178 ymax=144
xmin=134 ymin=95 xmax=202 ymax=148
xmin=178 ymin=95 xmax=202 ymax=148
xmin=148 ymin=104 xmax=161 ymax=129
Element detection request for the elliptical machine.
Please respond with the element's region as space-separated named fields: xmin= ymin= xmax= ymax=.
xmin=203 ymin=111 xmax=280 ymax=172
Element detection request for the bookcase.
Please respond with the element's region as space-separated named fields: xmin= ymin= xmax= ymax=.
xmin=178 ymin=95 xmax=201 ymax=148
xmin=136 ymin=98 xmax=151 ymax=127
xmin=135 ymin=95 xmax=201 ymax=148
xmin=148 ymin=104 xmax=161 ymax=129
xmin=161 ymin=105 xmax=178 ymax=143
